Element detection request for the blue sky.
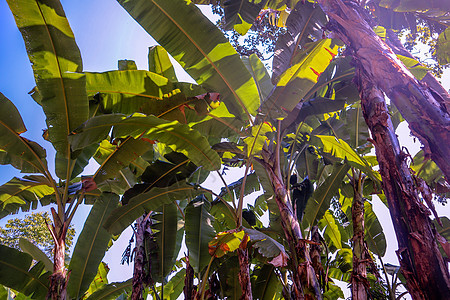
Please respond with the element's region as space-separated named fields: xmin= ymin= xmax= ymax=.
xmin=0 ymin=0 xmax=449 ymax=290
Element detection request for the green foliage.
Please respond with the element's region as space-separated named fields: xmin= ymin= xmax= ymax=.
xmin=0 ymin=245 xmax=51 ymax=299
xmin=0 ymin=212 xmax=75 ymax=257
xmin=67 ymin=193 xmax=119 ymax=299
xmin=185 ymin=196 xmax=216 ymax=273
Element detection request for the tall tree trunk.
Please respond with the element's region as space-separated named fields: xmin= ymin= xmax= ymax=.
xmin=237 ymin=235 xmax=252 ymax=300
xmin=318 ymin=0 xmax=450 ymax=183
xmin=351 ymin=173 xmax=368 ymax=300
xmin=356 ymin=70 xmax=450 ymax=299
xmin=261 ymin=160 xmax=322 ymax=300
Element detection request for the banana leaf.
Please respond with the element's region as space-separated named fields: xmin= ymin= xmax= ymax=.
xmin=0 ymin=93 xmax=47 ymax=174
xmin=0 ymin=245 xmax=50 ymax=299
xmin=67 ymin=193 xmax=119 ymax=299
xmin=7 ymin=0 xmax=89 ymax=177
xmin=69 ymin=114 xmax=221 ymax=171
xmin=185 ymin=196 xmax=216 ymax=273
xmin=117 ymin=0 xmax=260 ymax=121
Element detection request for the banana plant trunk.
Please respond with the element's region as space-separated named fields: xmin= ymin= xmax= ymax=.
xmin=237 ymin=236 xmax=252 ymax=300
xmin=318 ymin=0 xmax=450 ymax=183
xmin=351 ymin=174 xmax=368 ymax=300
xmin=262 ymin=160 xmax=323 ymax=299
xmin=48 ymin=234 xmax=67 ymax=300
xmin=132 ymin=215 xmax=151 ymax=300
xmin=356 ymin=70 xmax=450 ymax=299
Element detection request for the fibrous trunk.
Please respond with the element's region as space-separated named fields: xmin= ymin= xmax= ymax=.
xmin=237 ymin=235 xmax=252 ymax=300
xmin=356 ymin=70 xmax=450 ymax=299
xmin=263 ymin=161 xmax=322 ymax=299
xmin=318 ymin=0 xmax=450 ymax=183
xmin=48 ymin=236 xmax=67 ymax=300
xmin=351 ymin=175 xmax=368 ymax=300
xmin=131 ymin=215 xmax=152 ymax=300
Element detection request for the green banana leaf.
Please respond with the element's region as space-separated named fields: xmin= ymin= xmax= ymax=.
xmin=18 ymin=238 xmax=53 ymax=272
xmin=86 ymin=70 xmax=206 ymax=119
xmin=0 ymin=176 xmax=54 ymax=219
xmin=161 ymin=268 xmax=185 ymax=300
xmin=223 ymin=0 xmax=266 ymax=35
xmin=7 ymin=0 xmax=89 ymax=173
xmin=118 ymin=59 xmax=137 ymax=71
xmin=436 ymin=27 xmax=450 ymax=64
xmin=69 ymin=114 xmax=221 ymax=171
xmin=304 ymin=163 xmax=350 ymax=228
xmin=316 ymin=135 xmax=381 ymax=183
xmin=151 ymin=203 xmax=184 ymax=281
xmin=264 ymin=39 xmax=339 ymax=115
xmin=84 ymin=263 xmax=110 ymax=298
xmin=242 ymin=54 xmax=274 ymax=103
xmin=104 ymin=183 xmax=201 ymax=235
xmin=148 ymin=45 xmax=177 ymax=81
xmin=85 ymin=279 xmax=132 ymax=300
xmin=272 ymin=1 xmax=328 ymax=83
xmin=217 ymin=256 xmax=241 ymax=299
xmin=251 ymin=264 xmax=282 ymax=300
xmin=92 ymin=138 xmax=154 ymax=185
xmin=0 ymin=245 xmax=50 ymax=299
xmin=67 ymin=193 xmax=119 ymax=299
xmin=364 ymin=201 xmax=387 ymax=257
xmin=117 ymin=0 xmax=260 ymax=121
xmin=0 ymin=93 xmax=47 ymax=174
xmin=318 ymin=210 xmax=343 ymax=250
xmin=244 ymin=228 xmax=288 ymax=267
xmin=185 ymin=196 xmax=216 ymax=273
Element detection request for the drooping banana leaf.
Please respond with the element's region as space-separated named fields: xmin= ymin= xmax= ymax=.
xmin=0 ymin=176 xmax=54 ymax=219
xmin=0 ymin=245 xmax=50 ymax=299
xmin=185 ymin=195 xmax=216 ymax=273
xmin=104 ymin=183 xmax=201 ymax=235
xmin=92 ymin=137 xmax=154 ymax=185
xmin=272 ymin=1 xmax=328 ymax=83
xmin=69 ymin=114 xmax=221 ymax=171
xmin=150 ymin=202 xmax=184 ymax=282
xmin=244 ymin=228 xmax=288 ymax=266
xmin=7 ymin=0 xmax=89 ymax=177
xmin=364 ymin=201 xmax=387 ymax=257
xmin=304 ymin=163 xmax=350 ymax=229
xmin=18 ymin=238 xmax=53 ymax=272
xmin=85 ymin=279 xmax=132 ymax=300
xmin=148 ymin=45 xmax=177 ymax=81
xmin=67 ymin=193 xmax=120 ymax=299
xmin=117 ymin=0 xmax=260 ymax=121
xmin=216 ymin=256 xmax=241 ymax=299
xmin=251 ymin=264 xmax=282 ymax=300
xmin=0 ymin=93 xmax=48 ymax=174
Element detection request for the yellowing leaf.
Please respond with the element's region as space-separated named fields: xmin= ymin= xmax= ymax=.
xmin=208 ymin=230 xmax=247 ymax=258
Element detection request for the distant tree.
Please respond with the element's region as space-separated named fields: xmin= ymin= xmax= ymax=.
xmin=0 ymin=212 xmax=75 ymax=257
